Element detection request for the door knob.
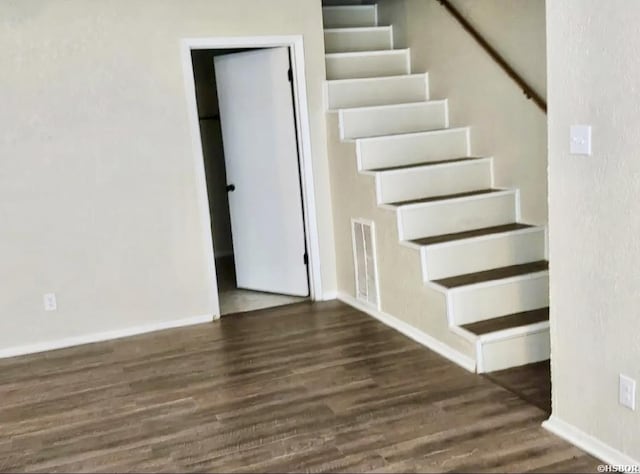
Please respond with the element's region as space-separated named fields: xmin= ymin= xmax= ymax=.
xmin=226 ymin=184 xmax=235 ymax=192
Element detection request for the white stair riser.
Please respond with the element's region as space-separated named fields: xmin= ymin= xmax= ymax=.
xmin=376 ymin=159 xmax=491 ymax=204
xmin=326 ymin=51 xmax=410 ymax=80
xmin=324 ymin=28 xmax=392 ymax=53
xmin=423 ymin=229 xmax=546 ymax=280
xmin=478 ymin=329 xmax=550 ymax=373
xmin=327 ymin=75 xmax=429 ymax=110
xmin=357 ymin=129 xmax=469 ymax=171
xmin=340 ymin=101 xmax=447 ymax=140
xmin=323 ymin=5 xmax=377 ymax=28
xmin=449 ymin=274 xmax=549 ymax=325
xmin=323 ymin=0 xmax=366 ymax=6
xmin=398 ymin=192 xmax=516 ymax=241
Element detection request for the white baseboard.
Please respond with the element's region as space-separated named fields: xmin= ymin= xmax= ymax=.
xmin=543 ymin=415 xmax=640 ymax=469
xmin=337 ymin=291 xmax=476 ymax=372
xmin=321 ymin=290 xmax=339 ymax=301
xmin=0 ymin=314 xmax=214 ymax=359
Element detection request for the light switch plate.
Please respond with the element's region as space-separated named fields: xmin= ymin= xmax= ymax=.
xmin=619 ymin=374 xmax=636 ymax=411
xmin=570 ymin=125 xmax=592 ymax=155
xmin=43 ymin=293 xmax=57 ymax=312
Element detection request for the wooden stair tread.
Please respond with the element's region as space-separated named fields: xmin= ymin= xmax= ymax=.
xmin=462 ymin=308 xmax=549 ymax=336
xmin=389 ymin=189 xmax=498 ymax=207
xmin=411 ymin=223 xmax=533 ymax=246
xmin=434 ymin=261 xmax=549 ymax=288
xmin=370 ymin=157 xmax=483 ymax=172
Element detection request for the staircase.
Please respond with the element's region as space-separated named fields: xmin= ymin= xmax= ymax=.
xmin=323 ymin=3 xmax=550 ymax=373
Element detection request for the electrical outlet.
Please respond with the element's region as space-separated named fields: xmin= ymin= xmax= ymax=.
xmin=619 ymin=374 xmax=636 ymax=411
xmin=43 ymin=293 xmax=57 ymax=312
xmin=570 ymin=125 xmax=592 ymax=155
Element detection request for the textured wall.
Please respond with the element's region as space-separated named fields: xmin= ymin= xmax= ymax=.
xmin=546 ymin=0 xmax=640 ymax=460
xmin=326 ymin=113 xmax=476 ymax=364
xmin=448 ymin=0 xmax=547 ymax=99
xmin=378 ymin=0 xmax=548 ymax=225
xmin=0 ymin=0 xmax=335 ymax=352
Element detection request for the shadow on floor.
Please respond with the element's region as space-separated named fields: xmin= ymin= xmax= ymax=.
xmin=483 ymin=360 xmax=551 ymax=414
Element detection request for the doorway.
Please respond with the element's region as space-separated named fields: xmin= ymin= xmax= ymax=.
xmin=183 ymin=37 xmax=321 ymax=317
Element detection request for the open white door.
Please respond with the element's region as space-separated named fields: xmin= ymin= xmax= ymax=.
xmin=214 ymin=48 xmax=309 ymax=297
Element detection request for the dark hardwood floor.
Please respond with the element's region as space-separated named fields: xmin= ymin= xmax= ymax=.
xmin=462 ymin=308 xmax=549 ymax=336
xmin=0 ymin=301 xmax=597 ymax=473
xmin=434 ymin=261 xmax=549 ymax=289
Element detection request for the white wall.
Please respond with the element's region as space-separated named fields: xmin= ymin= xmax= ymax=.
xmin=546 ymin=0 xmax=640 ymax=461
xmin=0 ymin=0 xmax=336 ymax=353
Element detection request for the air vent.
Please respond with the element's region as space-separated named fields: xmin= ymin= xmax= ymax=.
xmin=351 ymin=218 xmax=380 ymax=308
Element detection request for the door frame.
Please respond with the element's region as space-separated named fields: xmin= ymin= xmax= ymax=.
xmin=180 ymin=35 xmax=323 ymax=318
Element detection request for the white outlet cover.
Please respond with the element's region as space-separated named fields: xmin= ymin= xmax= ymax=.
xmin=43 ymin=293 xmax=57 ymax=312
xmin=570 ymin=125 xmax=592 ymax=155
xmin=619 ymin=374 xmax=636 ymax=411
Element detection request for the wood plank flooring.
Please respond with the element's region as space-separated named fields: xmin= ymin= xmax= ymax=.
xmin=0 ymin=301 xmax=597 ymax=473
xmin=410 ymin=223 xmax=532 ymax=246
xmin=484 ymin=361 xmax=552 ymax=414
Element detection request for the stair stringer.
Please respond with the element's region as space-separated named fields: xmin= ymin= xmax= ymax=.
xmin=326 ymin=112 xmax=477 ymax=371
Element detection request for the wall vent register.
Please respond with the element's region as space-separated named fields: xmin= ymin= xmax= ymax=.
xmin=352 ymin=218 xmax=380 ymax=308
